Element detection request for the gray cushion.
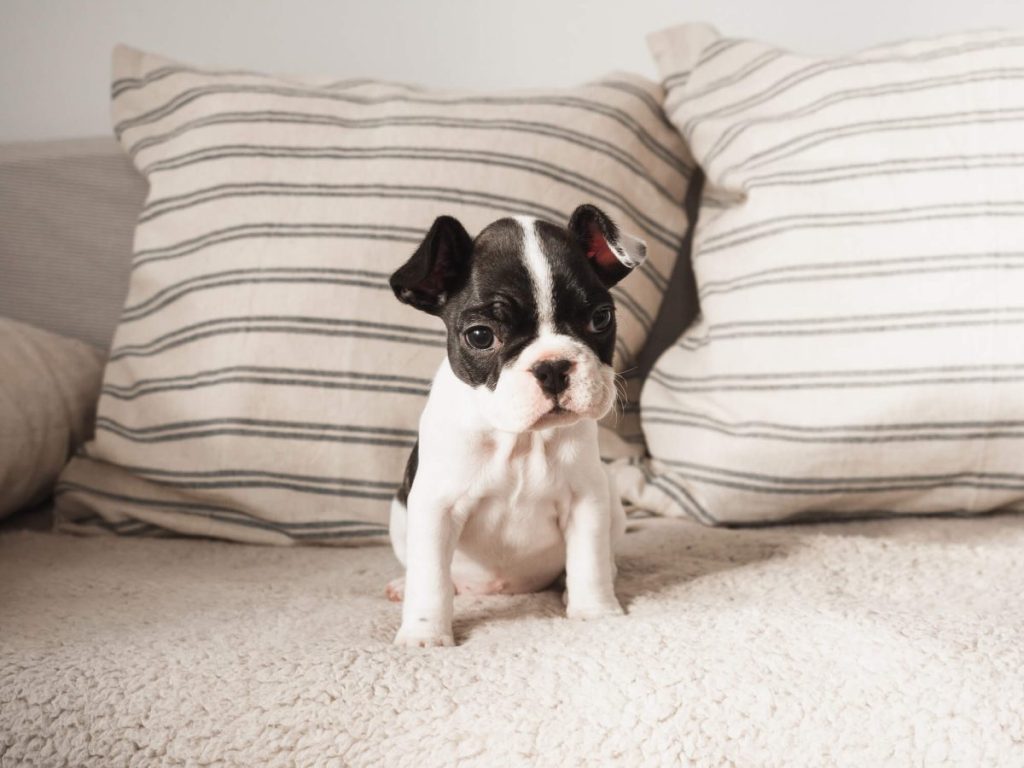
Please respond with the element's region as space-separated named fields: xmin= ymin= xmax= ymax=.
xmin=0 ymin=138 xmax=146 ymax=351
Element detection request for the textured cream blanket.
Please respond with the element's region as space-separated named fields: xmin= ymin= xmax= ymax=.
xmin=2 ymin=516 xmax=1022 ymax=766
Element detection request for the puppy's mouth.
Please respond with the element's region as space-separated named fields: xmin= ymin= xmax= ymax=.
xmin=530 ymin=401 xmax=580 ymax=430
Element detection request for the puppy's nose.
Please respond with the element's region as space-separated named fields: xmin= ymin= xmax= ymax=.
xmin=531 ymin=359 xmax=573 ymax=397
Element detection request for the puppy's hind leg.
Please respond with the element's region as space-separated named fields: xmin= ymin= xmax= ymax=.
xmin=385 ymin=492 xmax=410 ymax=601
xmin=386 ymin=577 xmax=405 ymax=602
xmin=389 ymin=497 xmax=409 ymax=567
xmin=385 ymin=442 xmax=418 ymax=599
xmin=607 ymin=469 xmax=627 ymax=581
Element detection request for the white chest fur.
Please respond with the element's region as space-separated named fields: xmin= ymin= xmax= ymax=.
xmin=466 ymin=429 xmax=572 ymax=510
xmin=451 ymin=429 xmax=576 ymax=593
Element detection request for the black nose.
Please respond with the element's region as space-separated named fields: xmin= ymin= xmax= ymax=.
xmin=531 ymin=359 xmax=572 ymax=397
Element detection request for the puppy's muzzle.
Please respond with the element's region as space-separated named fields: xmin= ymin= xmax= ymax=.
xmin=531 ymin=359 xmax=574 ymax=398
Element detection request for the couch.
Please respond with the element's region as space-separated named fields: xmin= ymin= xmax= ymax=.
xmin=2 ymin=139 xmax=1024 ymax=767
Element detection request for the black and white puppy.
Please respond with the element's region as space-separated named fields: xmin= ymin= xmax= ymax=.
xmin=387 ymin=204 xmax=647 ymax=647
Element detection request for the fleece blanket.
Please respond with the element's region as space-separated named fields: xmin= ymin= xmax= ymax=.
xmin=1 ymin=515 xmax=1023 ymax=767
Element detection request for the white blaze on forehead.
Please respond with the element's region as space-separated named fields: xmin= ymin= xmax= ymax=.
xmin=514 ymin=216 xmax=556 ymax=334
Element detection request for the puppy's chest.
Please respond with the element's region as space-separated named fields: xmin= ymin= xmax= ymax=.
xmin=469 ymin=431 xmax=574 ymax=505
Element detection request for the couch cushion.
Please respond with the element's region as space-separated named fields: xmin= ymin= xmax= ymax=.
xmin=2 ymin=515 xmax=1023 ymax=765
xmin=636 ymin=26 xmax=1024 ymax=524
xmin=0 ymin=138 xmax=145 ymax=350
xmin=55 ymin=46 xmax=692 ymax=544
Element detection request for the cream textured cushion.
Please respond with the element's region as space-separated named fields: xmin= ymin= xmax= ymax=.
xmin=55 ymin=46 xmax=691 ymax=544
xmin=0 ymin=318 xmax=104 ymax=518
xmin=636 ymin=26 xmax=1024 ymax=524
xmin=5 ymin=514 xmax=1024 ymax=765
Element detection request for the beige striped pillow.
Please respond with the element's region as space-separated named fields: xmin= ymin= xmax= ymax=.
xmin=633 ymin=25 xmax=1024 ymax=524
xmin=54 ymin=46 xmax=691 ymax=544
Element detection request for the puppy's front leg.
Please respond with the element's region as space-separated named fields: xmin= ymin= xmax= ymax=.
xmin=395 ymin=497 xmax=462 ymax=647
xmin=563 ymin=493 xmax=625 ymax=620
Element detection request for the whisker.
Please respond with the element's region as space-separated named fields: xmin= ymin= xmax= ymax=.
xmin=600 ymin=376 xmax=623 ymax=426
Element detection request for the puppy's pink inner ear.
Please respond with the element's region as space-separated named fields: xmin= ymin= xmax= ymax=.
xmin=586 ymin=232 xmax=620 ymax=270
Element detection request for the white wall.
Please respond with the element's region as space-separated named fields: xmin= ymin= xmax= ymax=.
xmin=3 ymin=0 xmax=1024 ymax=142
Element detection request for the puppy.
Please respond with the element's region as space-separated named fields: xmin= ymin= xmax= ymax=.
xmin=387 ymin=204 xmax=647 ymax=647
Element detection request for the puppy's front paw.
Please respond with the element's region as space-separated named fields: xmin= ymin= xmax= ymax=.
xmin=566 ymin=597 xmax=625 ymax=621
xmin=394 ymin=623 xmax=455 ymax=648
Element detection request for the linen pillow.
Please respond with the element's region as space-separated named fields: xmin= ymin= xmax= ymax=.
xmin=55 ymin=46 xmax=692 ymax=544
xmin=0 ymin=318 xmax=104 ymax=518
xmin=635 ymin=25 xmax=1024 ymax=524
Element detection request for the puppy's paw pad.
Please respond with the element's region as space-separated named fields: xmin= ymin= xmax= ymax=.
xmin=385 ymin=578 xmax=405 ymax=602
xmin=566 ymin=601 xmax=625 ymax=621
xmin=394 ymin=627 xmax=455 ymax=648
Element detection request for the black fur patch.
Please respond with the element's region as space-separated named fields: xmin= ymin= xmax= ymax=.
xmin=396 ymin=439 xmax=418 ymax=506
xmin=438 ymin=218 xmax=540 ymax=390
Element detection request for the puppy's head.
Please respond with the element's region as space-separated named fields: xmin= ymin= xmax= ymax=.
xmin=390 ymin=204 xmax=647 ymax=433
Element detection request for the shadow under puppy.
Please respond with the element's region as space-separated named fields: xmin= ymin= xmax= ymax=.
xmin=387 ymin=204 xmax=647 ymax=647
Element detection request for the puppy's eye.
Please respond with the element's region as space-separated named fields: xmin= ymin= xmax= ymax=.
xmin=589 ymin=306 xmax=614 ymax=333
xmin=464 ymin=326 xmax=495 ymax=350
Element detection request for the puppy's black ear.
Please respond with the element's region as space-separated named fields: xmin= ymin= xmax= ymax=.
xmin=568 ymin=204 xmax=647 ymax=287
xmin=390 ymin=216 xmax=474 ymax=314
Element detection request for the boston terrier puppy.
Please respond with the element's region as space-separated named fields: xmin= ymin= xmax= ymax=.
xmin=387 ymin=204 xmax=647 ymax=647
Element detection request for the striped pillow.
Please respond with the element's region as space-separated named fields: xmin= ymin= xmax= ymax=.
xmin=54 ymin=46 xmax=691 ymax=544
xmin=635 ymin=25 xmax=1024 ymax=524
